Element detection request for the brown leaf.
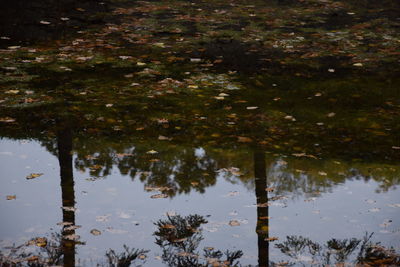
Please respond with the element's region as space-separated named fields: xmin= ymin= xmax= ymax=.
xmin=237 ymin=136 xmax=252 ymax=143
xmin=26 ymin=173 xmax=43 ymax=179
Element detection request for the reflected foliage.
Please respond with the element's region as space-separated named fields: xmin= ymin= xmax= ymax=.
xmin=105 ymin=245 xmax=149 ymax=267
xmin=154 ymin=214 xmax=243 ymax=267
xmin=274 ymin=233 xmax=400 ymax=266
xmin=0 ymin=233 xmax=64 ymax=266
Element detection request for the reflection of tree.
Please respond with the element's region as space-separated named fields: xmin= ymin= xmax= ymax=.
xmin=0 ymin=234 xmax=148 ymax=266
xmin=154 ymin=214 xmax=243 ymax=266
xmin=105 ymin=245 xmax=148 ymax=267
xmin=57 ymin=120 xmax=76 ymax=266
xmin=274 ymin=233 xmax=400 ymax=266
xmin=254 ymin=151 xmax=269 ymax=267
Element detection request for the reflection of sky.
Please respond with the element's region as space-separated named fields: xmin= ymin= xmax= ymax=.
xmin=0 ymin=139 xmax=399 ymax=265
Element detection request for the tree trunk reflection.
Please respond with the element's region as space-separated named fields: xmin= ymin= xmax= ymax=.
xmin=254 ymin=151 xmax=269 ymax=267
xmin=57 ymin=122 xmax=76 ymax=266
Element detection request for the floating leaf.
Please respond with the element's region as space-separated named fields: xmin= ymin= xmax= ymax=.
xmin=229 ymin=220 xmax=240 ymax=226
xmin=237 ymin=136 xmax=252 ymax=143
xmin=150 ymin=193 xmax=168 ymax=199
xmin=26 ymin=173 xmax=43 ymax=179
xmin=6 ymin=195 xmax=16 ymax=200
xmin=64 ymin=234 xmax=80 ymax=241
xmin=265 ymin=237 xmax=279 ymax=242
xmin=90 ymin=229 xmax=102 ymax=236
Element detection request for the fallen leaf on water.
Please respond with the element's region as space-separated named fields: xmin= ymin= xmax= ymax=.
xmin=146 ymin=150 xmax=158 ymax=154
xmin=34 ymin=237 xmax=47 ymax=247
xmin=57 ymin=222 xmax=73 ymax=226
xmin=5 ymin=90 xmax=20 ymax=94
xmin=39 ymin=20 xmax=51 ymax=25
xmin=265 ymin=187 xmax=275 ymax=192
xmin=96 ymin=214 xmax=111 ymax=222
xmin=0 ymin=117 xmax=16 ymax=123
xmin=90 ymin=229 xmax=102 ymax=236
xmin=353 ymin=63 xmax=363 ymax=67
xmin=284 ymin=115 xmax=296 ymax=121
xmin=318 ymin=171 xmax=327 ymax=176
xmin=392 ymin=146 xmax=400 ymax=150
xmin=139 ymin=254 xmax=147 ymax=260
xmin=27 ymin=256 xmax=39 ymax=262
xmin=64 ymin=234 xmax=80 ymax=241
xmin=62 ymin=206 xmax=76 ymax=212
xmin=150 ymin=193 xmax=168 ymax=199
xmin=369 ymin=208 xmax=380 ymax=213
xmin=6 ymin=195 xmax=16 ymax=200
xmin=379 ymin=219 xmax=392 ymax=228
xmin=265 ymin=237 xmax=279 ymax=242
xmin=229 ymin=220 xmax=240 ymax=226
xmin=246 ymin=106 xmax=258 ymax=110
xmin=327 ymin=112 xmax=336 ymax=117
xmin=225 ymin=191 xmax=239 ymax=197
xmin=158 ymin=135 xmax=170 ymax=140
xmin=237 ymin=136 xmax=252 ymax=143
xmin=64 ymin=225 xmax=81 ymax=231
xmin=26 ymin=173 xmax=43 ymax=179
xmin=161 ymin=224 xmax=176 ymax=229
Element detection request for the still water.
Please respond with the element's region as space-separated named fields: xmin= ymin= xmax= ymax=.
xmin=1 ymin=0 xmax=400 ymax=265
xmin=1 ymin=137 xmax=399 ymax=266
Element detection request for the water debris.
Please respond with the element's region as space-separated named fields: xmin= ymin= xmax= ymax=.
xmin=6 ymin=195 xmax=16 ymax=200
xmin=64 ymin=234 xmax=80 ymax=241
xmin=368 ymin=208 xmax=381 ymax=213
xmin=28 ymin=237 xmax=47 ymax=247
xmin=229 ymin=220 xmax=240 ymax=226
xmin=327 ymin=112 xmax=336 ymax=117
xmin=39 ymin=20 xmax=51 ymax=25
xmin=388 ymin=203 xmax=400 ymax=208
xmin=105 ymin=227 xmax=128 ymax=234
xmin=62 ymin=206 xmax=77 ymax=212
xmin=146 ymin=150 xmax=158 ymax=154
xmin=0 ymin=117 xmax=16 ymax=123
xmin=90 ymin=229 xmax=102 ymax=236
xmin=225 ymin=191 xmax=239 ymax=197
xmin=246 ymin=106 xmax=258 ymax=110
xmin=237 ymin=136 xmax=252 ymax=143
xmin=265 ymin=237 xmax=279 ymax=242
xmin=160 ymin=224 xmax=176 ymax=229
xmin=96 ymin=214 xmax=111 ymax=222
xmin=150 ymin=193 xmax=168 ymax=199
xmin=292 ymin=153 xmax=318 ymax=159
xmin=284 ymin=115 xmax=296 ymax=121
xmin=265 ymin=187 xmax=275 ymax=192
xmin=26 ymin=173 xmax=43 ymax=179
xmin=353 ymin=63 xmax=363 ymax=67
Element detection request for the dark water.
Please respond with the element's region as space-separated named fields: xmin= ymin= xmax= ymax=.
xmin=1 ymin=0 xmax=400 ymax=266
